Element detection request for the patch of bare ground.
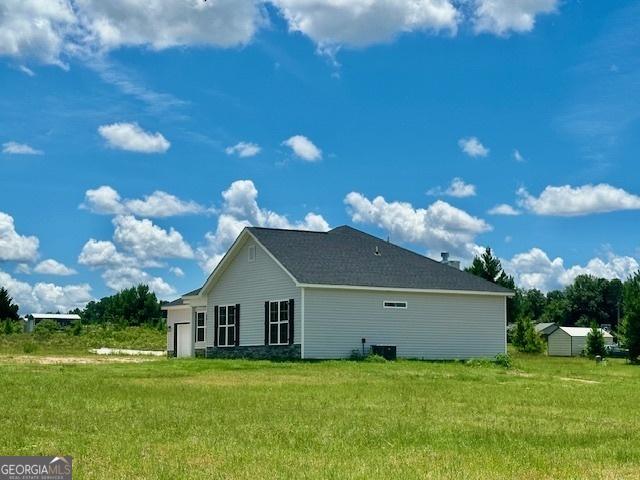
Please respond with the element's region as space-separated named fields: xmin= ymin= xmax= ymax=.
xmin=0 ymin=354 xmax=161 ymax=365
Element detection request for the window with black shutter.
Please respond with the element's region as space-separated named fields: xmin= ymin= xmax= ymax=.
xmin=267 ymin=299 xmax=292 ymax=345
xmin=217 ymin=305 xmax=237 ymax=347
xmin=195 ymin=311 xmax=206 ymax=342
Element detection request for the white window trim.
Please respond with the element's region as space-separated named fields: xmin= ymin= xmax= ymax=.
xmin=383 ymin=300 xmax=407 ymax=309
xmin=248 ymin=245 xmax=256 ymax=262
xmin=268 ymin=299 xmax=290 ymax=346
xmin=217 ymin=304 xmax=237 ymax=348
xmin=195 ymin=310 xmax=206 ymax=343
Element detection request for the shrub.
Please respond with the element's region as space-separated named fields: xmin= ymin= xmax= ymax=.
xmin=364 ymin=354 xmax=387 ymax=363
xmin=513 ymin=316 xmax=545 ymax=353
xmin=71 ymin=319 xmax=83 ymax=336
xmin=2 ymin=319 xmax=22 ymax=335
xmin=22 ymin=341 xmax=37 ymax=354
xmin=585 ymin=323 xmax=606 ymax=358
xmin=349 ymin=350 xmax=387 ymax=362
xmin=494 ymin=353 xmax=512 ymax=368
xmin=350 ymin=349 xmax=365 ymax=360
xmin=33 ymin=319 xmax=60 ymax=338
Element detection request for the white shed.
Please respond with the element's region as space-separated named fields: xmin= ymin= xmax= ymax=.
xmin=547 ymin=326 xmax=614 ymax=357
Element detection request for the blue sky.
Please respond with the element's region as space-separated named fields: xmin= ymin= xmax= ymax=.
xmin=1 ymin=0 xmax=640 ymax=313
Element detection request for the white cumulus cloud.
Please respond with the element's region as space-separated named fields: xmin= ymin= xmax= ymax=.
xmin=427 ymin=177 xmax=476 ymax=198
xmin=488 ymin=204 xmax=521 ymax=216
xmin=98 ymin=122 xmax=170 ymax=153
xmin=2 ymin=141 xmax=43 ymax=155
xmin=272 ymin=0 xmax=459 ymax=48
xmin=33 ymin=259 xmax=77 ymax=276
xmin=0 ymin=212 xmax=39 ymax=262
xmin=75 ymin=0 xmax=262 ymax=51
xmin=0 ymin=269 xmax=92 ymax=314
xmin=0 ymin=0 xmax=262 ymax=67
xmin=0 ymin=0 xmax=77 ymax=67
xmin=282 ymin=135 xmax=322 ymax=162
xmin=78 ymin=239 xmax=131 ymax=268
xmin=197 ymin=180 xmax=330 ymax=272
xmin=169 ymin=266 xmax=184 ymax=278
xmin=517 ymin=184 xmax=640 ymax=216
xmin=225 ymin=141 xmax=261 ymax=158
xmin=458 ymin=136 xmax=489 ymax=157
xmin=101 ymin=266 xmax=175 ymax=298
xmin=472 ymin=0 xmax=558 ymax=36
xmin=81 ymin=186 xmax=124 ymax=215
xmin=112 ymin=215 xmax=194 ymax=261
xmin=344 ymin=192 xmax=491 ymax=258
xmin=81 ymin=186 xmax=206 ymax=217
xmin=503 ymin=247 xmax=639 ymax=292
xmin=0 ymin=0 xmax=554 ymax=69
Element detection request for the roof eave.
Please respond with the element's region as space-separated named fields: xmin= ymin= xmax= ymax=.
xmin=297 ymin=282 xmax=514 ymax=297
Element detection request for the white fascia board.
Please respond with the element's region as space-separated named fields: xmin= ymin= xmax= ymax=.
xmin=297 ymin=283 xmax=514 ymax=297
xmin=161 ymin=305 xmax=191 ymax=311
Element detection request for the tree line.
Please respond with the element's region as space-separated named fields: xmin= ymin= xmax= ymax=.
xmin=466 ymin=247 xmax=640 ymax=362
xmin=0 ymin=284 xmax=165 ymax=331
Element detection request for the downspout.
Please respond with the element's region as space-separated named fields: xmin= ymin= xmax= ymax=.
xmin=301 ymin=287 xmax=305 ymax=359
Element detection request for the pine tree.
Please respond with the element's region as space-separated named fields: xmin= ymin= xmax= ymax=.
xmin=585 ymin=322 xmax=605 ymax=357
xmin=465 ymin=247 xmax=517 ymax=322
xmin=0 ymin=287 xmax=19 ymax=321
xmin=512 ymin=316 xmax=544 ymax=353
xmin=621 ymin=272 xmax=640 ymax=363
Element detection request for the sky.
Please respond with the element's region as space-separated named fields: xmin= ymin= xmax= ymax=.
xmin=1 ymin=0 xmax=640 ymax=313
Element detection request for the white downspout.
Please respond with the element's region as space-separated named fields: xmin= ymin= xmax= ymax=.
xmin=301 ymin=287 xmax=305 ymax=359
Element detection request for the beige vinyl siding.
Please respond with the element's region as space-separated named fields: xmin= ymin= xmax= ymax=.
xmin=206 ymin=237 xmax=300 ymax=347
xmin=548 ymin=328 xmax=571 ymax=356
xmin=166 ymin=307 xmax=192 ymax=353
xmin=548 ymin=329 xmax=614 ymax=356
xmin=304 ymin=288 xmax=506 ymax=359
xmin=570 ymin=334 xmax=613 ymax=356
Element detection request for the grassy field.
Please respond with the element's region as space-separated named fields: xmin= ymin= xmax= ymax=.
xmin=1 ymin=352 xmax=639 ymax=479
xmin=0 ymin=326 xmax=165 ymax=355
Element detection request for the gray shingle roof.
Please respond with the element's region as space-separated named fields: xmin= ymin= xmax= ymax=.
xmin=183 ymin=287 xmax=201 ymax=297
xmin=162 ymin=298 xmax=185 ymax=307
xmin=248 ymin=225 xmax=512 ymax=294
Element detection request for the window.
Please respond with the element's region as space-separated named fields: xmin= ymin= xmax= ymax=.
xmin=196 ymin=311 xmax=206 ymax=342
xmin=269 ymin=300 xmax=290 ymax=345
xmin=217 ymin=305 xmax=236 ymax=347
xmin=383 ymin=301 xmax=407 ymax=309
xmin=248 ymin=245 xmax=256 ymax=262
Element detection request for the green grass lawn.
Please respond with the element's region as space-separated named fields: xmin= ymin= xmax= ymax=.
xmin=1 ymin=352 xmax=639 ymax=479
xmin=0 ymin=327 xmax=166 ymax=355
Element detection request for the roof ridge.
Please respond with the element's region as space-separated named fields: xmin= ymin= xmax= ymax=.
xmin=248 ymin=226 xmax=329 ymax=234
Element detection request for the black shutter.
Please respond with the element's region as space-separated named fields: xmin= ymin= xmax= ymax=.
xmin=213 ymin=306 xmax=219 ymax=347
xmin=288 ymin=299 xmax=295 ymax=345
xmin=264 ymin=301 xmax=269 ymax=345
xmin=235 ymin=304 xmax=240 ymax=347
xmin=194 ymin=311 xmax=197 ymax=342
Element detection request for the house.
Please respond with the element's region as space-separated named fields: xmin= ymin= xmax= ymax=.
xmin=547 ymin=326 xmax=614 ymax=357
xmin=24 ymin=313 xmax=81 ymax=332
xmin=161 ymin=225 xmax=513 ymax=359
xmin=534 ymin=322 xmax=558 ymax=339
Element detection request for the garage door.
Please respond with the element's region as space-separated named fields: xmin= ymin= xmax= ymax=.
xmin=176 ymin=323 xmax=192 ymax=358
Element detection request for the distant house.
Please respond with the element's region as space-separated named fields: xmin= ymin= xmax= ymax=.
xmin=162 ymin=225 xmax=513 ymax=360
xmin=547 ymin=326 xmax=613 ymax=357
xmin=25 ymin=313 xmax=81 ymax=333
xmin=534 ymin=322 xmax=558 ymax=339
